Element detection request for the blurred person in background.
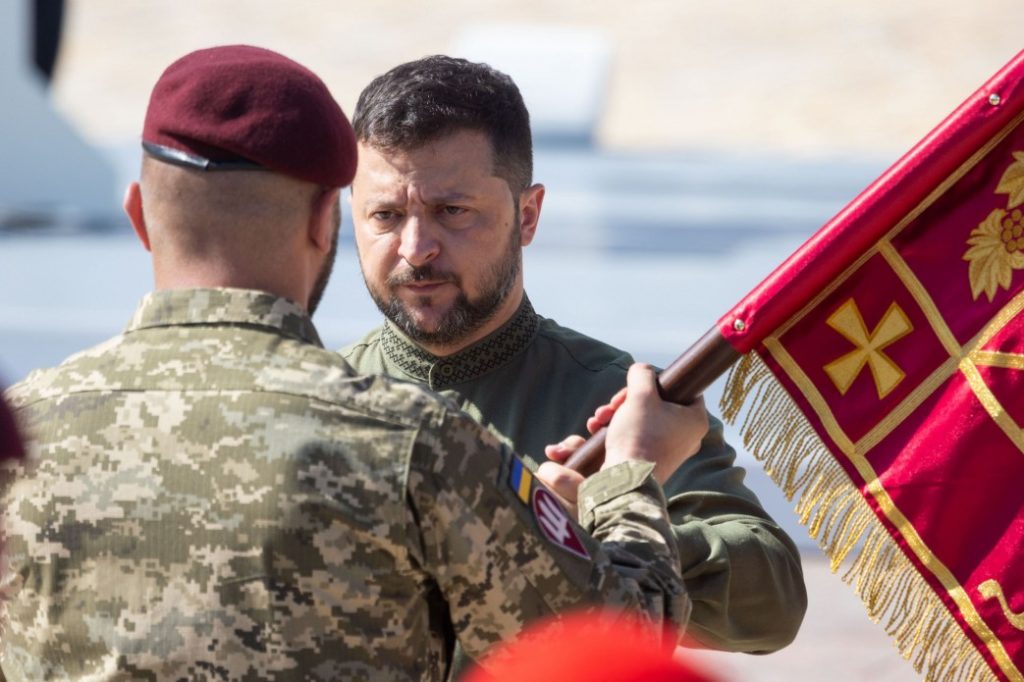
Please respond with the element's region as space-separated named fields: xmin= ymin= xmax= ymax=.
xmin=32 ymin=0 xmax=65 ymax=83
xmin=342 ymin=56 xmax=807 ymax=677
xmin=0 ymin=44 xmax=695 ymax=680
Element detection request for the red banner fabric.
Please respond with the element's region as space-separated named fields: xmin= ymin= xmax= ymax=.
xmin=720 ymin=52 xmax=1024 ymax=681
xmin=720 ymin=51 xmax=1024 ymax=355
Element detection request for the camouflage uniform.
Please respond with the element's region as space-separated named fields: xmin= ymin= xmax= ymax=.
xmin=0 ymin=287 xmax=688 ymax=681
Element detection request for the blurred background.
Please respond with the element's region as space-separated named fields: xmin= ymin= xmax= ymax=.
xmin=2 ymin=2 xmax=1022 ymax=679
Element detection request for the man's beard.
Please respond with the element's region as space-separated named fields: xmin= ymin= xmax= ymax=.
xmin=364 ymin=223 xmax=522 ymax=348
xmin=307 ymin=202 xmax=341 ymax=316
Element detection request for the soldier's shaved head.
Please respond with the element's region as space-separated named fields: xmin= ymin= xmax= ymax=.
xmin=128 ymin=157 xmax=340 ymax=314
xmin=140 ymin=157 xmax=318 ymax=260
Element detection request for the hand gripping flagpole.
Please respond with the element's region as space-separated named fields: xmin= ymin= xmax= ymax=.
xmin=563 ymin=327 xmax=738 ymax=476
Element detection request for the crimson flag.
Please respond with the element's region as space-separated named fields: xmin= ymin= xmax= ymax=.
xmin=719 ymin=52 xmax=1024 ymax=681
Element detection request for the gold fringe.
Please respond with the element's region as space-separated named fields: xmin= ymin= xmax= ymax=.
xmin=721 ymin=353 xmax=998 ymax=682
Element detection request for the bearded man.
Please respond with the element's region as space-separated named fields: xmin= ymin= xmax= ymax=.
xmin=342 ymin=56 xmax=808 ymax=671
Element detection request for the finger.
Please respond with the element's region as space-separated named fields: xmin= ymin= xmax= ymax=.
xmin=624 ymin=363 xmax=659 ymax=400
xmin=537 ymin=461 xmax=584 ymax=509
xmin=584 ymin=386 xmax=629 ymax=434
xmin=544 ymin=435 xmax=587 ymax=462
xmin=587 ymin=404 xmax=618 ymax=433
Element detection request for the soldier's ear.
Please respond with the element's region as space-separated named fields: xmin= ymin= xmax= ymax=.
xmin=519 ymin=183 xmax=545 ymax=247
xmin=309 ymin=187 xmax=341 ymax=254
xmin=123 ymin=182 xmax=150 ymax=252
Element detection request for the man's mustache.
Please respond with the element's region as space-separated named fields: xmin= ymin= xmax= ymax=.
xmin=387 ymin=265 xmax=459 ymax=287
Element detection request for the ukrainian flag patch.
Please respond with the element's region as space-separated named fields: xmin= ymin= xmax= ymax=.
xmin=508 ymin=457 xmax=533 ymax=505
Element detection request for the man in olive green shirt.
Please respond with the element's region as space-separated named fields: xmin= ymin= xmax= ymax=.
xmin=342 ymin=55 xmax=808 ymax=658
xmin=1 ymin=46 xmax=693 ymax=680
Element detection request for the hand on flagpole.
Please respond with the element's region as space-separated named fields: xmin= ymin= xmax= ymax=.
xmin=547 ymin=363 xmax=709 ymax=485
xmin=538 ymin=435 xmax=588 ymax=516
xmin=601 ymin=364 xmax=708 ymax=483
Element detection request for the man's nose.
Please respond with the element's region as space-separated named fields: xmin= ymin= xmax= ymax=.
xmin=397 ymin=216 xmax=441 ymax=268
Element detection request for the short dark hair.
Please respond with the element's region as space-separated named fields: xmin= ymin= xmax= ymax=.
xmin=353 ymin=55 xmax=533 ymax=197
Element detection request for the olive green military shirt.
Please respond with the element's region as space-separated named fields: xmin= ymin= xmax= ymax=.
xmin=342 ymin=295 xmax=807 ymax=654
xmin=1 ymin=288 xmax=688 ymax=681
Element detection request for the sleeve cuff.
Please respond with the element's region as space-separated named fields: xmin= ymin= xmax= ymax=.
xmin=577 ymin=460 xmax=660 ymax=527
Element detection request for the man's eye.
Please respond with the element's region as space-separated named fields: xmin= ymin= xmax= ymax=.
xmin=372 ymin=210 xmax=396 ymax=221
xmin=441 ymin=206 xmax=466 ymax=216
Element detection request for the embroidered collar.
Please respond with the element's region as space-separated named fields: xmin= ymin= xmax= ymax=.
xmin=380 ymin=296 xmax=540 ymax=389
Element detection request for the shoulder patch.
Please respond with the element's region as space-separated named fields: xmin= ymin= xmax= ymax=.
xmin=508 ymin=456 xmax=533 ymax=504
xmin=533 ymin=487 xmax=590 ymax=560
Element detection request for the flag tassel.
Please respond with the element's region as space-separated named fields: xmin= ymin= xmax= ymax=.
xmin=721 ymin=353 xmax=995 ymax=682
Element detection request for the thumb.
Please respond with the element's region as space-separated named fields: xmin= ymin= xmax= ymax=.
xmin=544 ymin=435 xmax=587 ymax=462
xmin=624 ymin=363 xmax=659 ymax=401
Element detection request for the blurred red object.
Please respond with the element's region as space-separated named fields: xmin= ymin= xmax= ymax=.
xmin=463 ymin=610 xmax=720 ymax=682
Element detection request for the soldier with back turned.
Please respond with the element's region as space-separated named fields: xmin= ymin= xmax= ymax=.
xmin=0 ymin=45 xmax=693 ymax=680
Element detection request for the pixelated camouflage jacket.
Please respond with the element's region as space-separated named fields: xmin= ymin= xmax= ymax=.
xmin=1 ymin=287 xmax=688 ymax=681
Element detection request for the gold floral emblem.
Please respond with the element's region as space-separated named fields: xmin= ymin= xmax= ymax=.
xmin=965 ymin=151 xmax=1024 ymax=301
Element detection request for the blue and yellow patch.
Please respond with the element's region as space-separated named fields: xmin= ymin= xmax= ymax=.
xmin=508 ymin=457 xmax=533 ymax=505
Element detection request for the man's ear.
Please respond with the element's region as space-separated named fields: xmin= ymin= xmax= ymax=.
xmin=310 ymin=187 xmax=342 ymax=254
xmin=519 ymin=183 xmax=545 ymax=247
xmin=123 ymin=182 xmax=150 ymax=251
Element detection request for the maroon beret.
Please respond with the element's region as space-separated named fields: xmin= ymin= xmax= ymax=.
xmin=143 ymin=45 xmax=356 ymax=187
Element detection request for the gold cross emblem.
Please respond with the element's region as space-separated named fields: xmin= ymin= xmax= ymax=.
xmin=824 ymin=299 xmax=913 ymax=399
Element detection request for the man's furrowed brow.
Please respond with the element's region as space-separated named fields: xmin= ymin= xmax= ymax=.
xmin=360 ymin=191 xmax=404 ymax=209
xmin=422 ymin=190 xmax=477 ymax=204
